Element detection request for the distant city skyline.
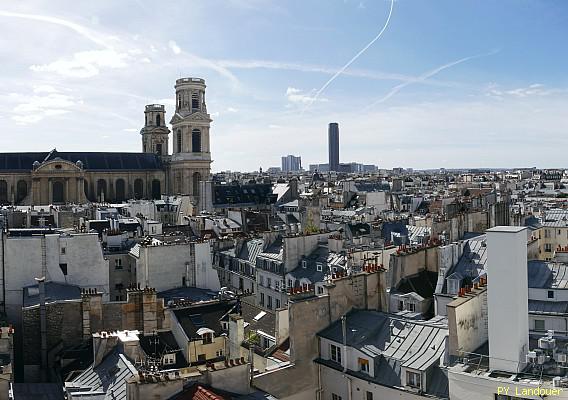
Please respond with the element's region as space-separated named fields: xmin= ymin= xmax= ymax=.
xmin=1 ymin=1 xmax=568 ymax=171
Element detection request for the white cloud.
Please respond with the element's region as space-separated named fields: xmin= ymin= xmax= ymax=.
xmin=227 ymin=107 xmax=238 ymax=113
xmin=168 ymin=40 xmax=181 ymax=55
xmin=10 ymin=88 xmax=80 ymax=125
xmin=30 ymin=49 xmax=131 ymax=78
xmin=486 ymin=83 xmax=567 ymax=99
xmin=286 ymin=87 xmax=328 ymax=104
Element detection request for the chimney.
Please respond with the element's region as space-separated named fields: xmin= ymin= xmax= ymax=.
xmin=486 ymin=226 xmax=528 ymax=373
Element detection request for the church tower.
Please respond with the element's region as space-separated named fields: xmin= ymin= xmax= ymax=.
xmin=169 ymin=78 xmax=212 ymax=199
xmin=141 ymin=104 xmax=169 ymax=156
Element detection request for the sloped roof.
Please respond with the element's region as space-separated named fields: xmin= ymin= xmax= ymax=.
xmin=0 ymin=151 xmax=163 ymax=172
xmin=66 ymin=351 xmax=137 ymax=400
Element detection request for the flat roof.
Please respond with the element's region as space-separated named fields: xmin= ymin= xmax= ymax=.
xmin=486 ymin=226 xmax=527 ymax=233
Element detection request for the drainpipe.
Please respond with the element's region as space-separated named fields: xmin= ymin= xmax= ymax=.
xmin=36 ymin=276 xmax=47 ymax=381
xmin=341 ymin=315 xmax=347 ymax=373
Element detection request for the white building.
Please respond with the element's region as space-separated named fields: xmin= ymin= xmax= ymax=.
xmin=129 ymin=238 xmax=220 ymax=293
xmin=0 ymin=228 xmax=109 ymax=322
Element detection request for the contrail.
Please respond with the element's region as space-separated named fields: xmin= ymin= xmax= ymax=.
xmin=0 ymin=10 xmax=110 ymax=48
xmin=363 ymin=49 xmax=500 ymax=111
xmin=303 ymin=0 xmax=395 ymax=112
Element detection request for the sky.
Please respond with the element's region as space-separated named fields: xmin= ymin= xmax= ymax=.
xmin=1 ymin=0 xmax=568 ymax=172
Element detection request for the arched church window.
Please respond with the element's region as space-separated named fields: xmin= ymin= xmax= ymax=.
xmin=96 ymin=180 xmax=107 ymax=202
xmin=151 ymin=180 xmax=161 ymax=200
xmin=115 ymin=179 xmax=126 ymax=202
xmin=134 ymin=179 xmax=144 ymax=200
xmin=192 ymin=129 xmax=201 ymax=153
xmin=0 ymin=181 xmax=7 ymax=204
xmin=156 ymin=114 xmax=161 ymax=126
xmin=16 ymin=180 xmax=27 ymax=204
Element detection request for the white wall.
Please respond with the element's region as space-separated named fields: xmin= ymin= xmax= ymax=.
xmin=486 ymin=226 xmax=528 ymax=372
xmin=134 ymin=241 xmax=220 ymax=292
xmin=3 ymin=233 xmax=109 ymax=321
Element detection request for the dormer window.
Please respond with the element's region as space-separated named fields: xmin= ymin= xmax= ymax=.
xmin=406 ymin=371 xmax=421 ymax=389
xmin=163 ymin=353 xmax=176 ymax=365
xmin=202 ymin=332 xmax=213 ymax=344
xmin=302 ymin=260 xmax=307 ymax=268
xmin=358 ymin=357 xmax=370 ymax=374
xmin=316 ymin=263 xmax=323 ymax=272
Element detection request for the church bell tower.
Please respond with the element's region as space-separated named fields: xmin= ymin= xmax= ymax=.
xmin=169 ymin=77 xmax=212 ymax=199
xmin=141 ymin=104 xmax=169 ymax=157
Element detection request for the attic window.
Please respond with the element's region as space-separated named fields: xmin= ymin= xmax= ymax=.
xmin=55 ymin=164 xmax=62 ymax=169
xmin=316 ymin=263 xmax=323 ymax=272
xmin=302 ymin=260 xmax=307 ymax=269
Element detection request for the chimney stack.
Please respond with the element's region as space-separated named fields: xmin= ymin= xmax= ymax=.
xmin=486 ymin=226 xmax=528 ymax=372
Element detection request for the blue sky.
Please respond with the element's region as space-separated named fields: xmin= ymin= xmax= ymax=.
xmin=1 ymin=0 xmax=567 ymax=171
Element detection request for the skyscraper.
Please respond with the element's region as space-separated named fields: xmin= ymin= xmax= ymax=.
xmin=328 ymin=122 xmax=340 ymax=171
xmin=281 ymin=155 xmax=302 ymax=172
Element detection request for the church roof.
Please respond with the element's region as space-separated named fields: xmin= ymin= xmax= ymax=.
xmin=0 ymin=150 xmax=163 ymax=172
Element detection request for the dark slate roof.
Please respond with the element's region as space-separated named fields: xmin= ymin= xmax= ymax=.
xmin=446 ymin=235 xmax=487 ymax=283
xmin=213 ymin=183 xmax=277 ymax=207
xmin=527 ymin=260 xmax=568 ymax=289
xmin=241 ymin=299 xmax=276 ymax=337
xmin=173 ymin=300 xmax=237 ymax=339
xmin=66 ymin=350 xmax=137 ymax=400
xmin=139 ymin=331 xmax=189 ymax=370
xmin=396 ymin=270 xmax=438 ymax=299
xmin=23 ymin=282 xmax=82 ymax=307
xmin=11 ymin=383 xmax=64 ymax=400
xmin=0 ymin=151 xmax=162 ymax=172
xmin=529 ymin=300 xmax=568 ymax=314
xmin=288 ymin=245 xmax=347 ymax=284
xmin=158 ymin=287 xmax=219 ymax=303
xmin=317 ymin=310 xmax=448 ymax=397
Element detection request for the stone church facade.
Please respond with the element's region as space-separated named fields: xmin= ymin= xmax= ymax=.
xmin=0 ymin=77 xmax=212 ymax=205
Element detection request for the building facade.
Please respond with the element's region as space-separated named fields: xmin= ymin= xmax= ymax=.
xmin=0 ymin=77 xmax=212 ymax=206
xmin=328 ymin=122 xmax=339 ymax=172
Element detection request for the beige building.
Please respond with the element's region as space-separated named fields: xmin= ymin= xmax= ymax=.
xmin=0 ymin=77 xmax=212 ymax=206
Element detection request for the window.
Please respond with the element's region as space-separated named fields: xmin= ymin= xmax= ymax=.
xmin=59 ymin=263 xmax=67 ymax=276
xmin=316 ymin=263 xmax=323 ymax=272
xmin=267 ymin=278 xmax=272 ymax=288
xmin=276 ymin=299 xmax=281 ymax=309
xmin=115 ymin=259 xmax=123 ymax=270
xmin=317 ymin=286 xmax=324 ymax=295
xmin=259 ymin=276 xmax=264 ymax=286
xmin=535 ymin=319 xmax=545 ymax=331
xmin=61 ymin=247 xmax=66 ymax=255
xmin=202 ymin=333 xmax=213 ymax=344
xmin=545 ymin=229 xmax=550 ymax=238
xmin=406 ymin=371 xmax=421 ymax=388
xmin=332 ymin=394 xmax=342 ymax=400
xmin=548 ymin=290 xmax=554 ymax=299
xmin=358 ymin=357 xmax=370 ymax=374
xmin=192 ymin=92 xmax=200 ymax=110
xmin=156 ymin=114 xmax=161 ymax=126
xmin=267 ymin=296 xmax=272 ymax=309
xmin=330 ymin=344 xmax=342 ymax=364
xmin=275 ymin=280 xmax=280 ymax=290
xmin=156 ymin=143 xmax=162 ymax=155
xmin=176 ymin=130 xmax=183 ymax=153
xmin=192 ymin=129 xmax=201 ymax=152
xmin=366 ymin=392 xmax=373 ymax=400
xmin=398 ymin=300 xmax=404 ymax=311
xmin=302 ymin=260 xmax=307 ymax=268
xmin=408 ymin=302 xmax=416 ymax=312
xmin=216 ymin=349 xmax=223 ymax=357
xmin=163 ymin=353 xmax=175 ymax=365
xmin=287 ymin=279 xmax=293 ymax=288
xmin=197 ymin=354 xmax=206 ymax=362
xmin=260 ymin=293 xmax=265 ymax=306
xmin=545 ymin=243 xmax=552 ymax=252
